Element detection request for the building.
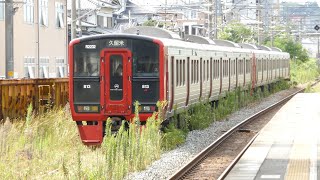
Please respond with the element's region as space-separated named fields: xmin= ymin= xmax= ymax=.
xmin=0 ymin=0 xmax=67 ymax=79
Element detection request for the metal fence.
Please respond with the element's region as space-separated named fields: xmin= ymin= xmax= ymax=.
xmin=0 ymin=78 xmax=69 ymax=120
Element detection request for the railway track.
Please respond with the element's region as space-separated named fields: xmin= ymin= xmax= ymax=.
xmin=168 ymin=83 xmax=319 ymax=179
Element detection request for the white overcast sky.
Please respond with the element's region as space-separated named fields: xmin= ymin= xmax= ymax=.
xmin=281 ymin=0 xmax=320 ymax=5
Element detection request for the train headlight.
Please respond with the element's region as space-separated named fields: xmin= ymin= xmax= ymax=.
xmin=77 ymin=105 xmax=99 ymax=113
xmin=138 ymin=105 xmax=156 ymax=112
xmin=143 ymin=106 xmax=151 ymax=111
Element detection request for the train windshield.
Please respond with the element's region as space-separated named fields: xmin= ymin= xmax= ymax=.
xmin=72 ymin=38 xmax=159 ymax=78
xmin=132 ymin=40 xmax=159 ymax=77
xmin=73 ymin=41 xmax=100 ymax=77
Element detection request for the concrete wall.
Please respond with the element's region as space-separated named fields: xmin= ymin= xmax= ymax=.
xmin=0 ymin=0 xmax=67 ymax=79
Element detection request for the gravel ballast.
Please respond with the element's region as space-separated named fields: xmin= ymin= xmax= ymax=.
xmin=126 ymin=88 xmax=301 ymax=180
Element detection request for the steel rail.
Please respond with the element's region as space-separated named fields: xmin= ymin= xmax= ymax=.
xmin=169 ymin=87 xmax=306 ymax=180
xmin=216 ymin=79 xmax=320 ymax=179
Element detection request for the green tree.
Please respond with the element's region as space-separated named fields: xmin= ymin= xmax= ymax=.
xmin=265 ymin=35 xmax=309 ymax=62
xmin=143 ymin=20 xmax=157 ymax=26
xmin=219 ymin=22 xmax=253 ymax=43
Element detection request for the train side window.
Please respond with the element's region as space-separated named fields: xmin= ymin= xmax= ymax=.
xmin=222 ymin=60 xmax=224 ymax=77
xmin=214 ymin=60 xmax=216 ymax=78
xmin=239 ymin=59 xmax=241 ymax=75
xmin=195 ymin=60 xmax=197 ymax=83
xmin=227 ymin=60 xmax=228 ymax=77
xmin=240 ymin=59 xmax=242 ymax=75
xmin=224 ymin=60 xmax=225 ymax=77
xmin=207 ymin=60 xmax=209 ymax=81
xmin=193 ymin=60 xmax=196 ymax=83
xmin=197 ymin=60 xmax=199 ymax=83
xmin=193 ymin=60 xmax=195 ymax=84
xmin=194 ymin=60 xmax=196 ymax=83
xmin=176 ymin=59 xmax=179 ymax=87
xmin=215 ymin=60 xmax=217 ymax=78
xmin=183 ymin=60 xmax=185 ymax=85
xmin=213 ymin=60 xmax=217 ymax=79
xmin=205 ymin=60 xmax=207 ymax=81
xmin=203 ymin=60 xmax=206 ymax=82
xmin=214 ymin=60 xmax=216 ymax=79
xmin=225 ymin=60 xmax=227 ymax=77
xmin=180 ymin=60 xmax=182 ymax=86
xmin=232 ymin=59 xmax=234 ymax=76
xmin=246 ymin=59 xmax=249 ymax=74
xmin=230 ymin=60 xmax=232 ymax=76
xmin=210 ymin=58 xmax=212 ymax=81
xmin=191 ymin=60 xmax=194 ymax=84
xmin=223 ymin=60 xmax=225 ymax=77
xmin=228 ymin=60 xmax=230 ymax=77
xmin=219 ymin=59 xmax=221 ymax=77
xmin=215 ymin=60 xmax=218 ymax=79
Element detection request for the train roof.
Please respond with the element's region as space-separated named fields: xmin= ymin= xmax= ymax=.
xmin=238 ymin=43 xmax=259 ymax=50
xmin=212 ymin=39 xmax=241 ymax=48
xmin=123 ymin=26 xmax=181 ymax=40
xmin=71 ymin=31 xmax=289 ymax=57
xmin=184 ymin=35 xmax=216 ymax=45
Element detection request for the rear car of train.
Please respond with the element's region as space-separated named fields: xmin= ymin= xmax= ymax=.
xmin=69 ymin=35 xmax=165 ymax=145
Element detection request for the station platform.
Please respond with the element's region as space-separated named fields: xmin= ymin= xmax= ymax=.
xmin=225 ymin=93 xmax=320 ymax=180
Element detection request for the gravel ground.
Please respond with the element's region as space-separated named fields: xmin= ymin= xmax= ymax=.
xmin=125 ymin=88 xmax=301 ymax=180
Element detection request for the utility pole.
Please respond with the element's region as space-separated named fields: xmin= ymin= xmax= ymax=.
xmin=5 ymin=0 xmax=14 ymax=79
xmin=164 ymin=0 xmax=167 ymax=29
xmin=214 ymin=0 xmax=218 ymax=39
xmin=37 ymin=0 xmax=40 ymax=78
xmin=71 ymin=0 xmax=77 ymax=39
xmin=315 ymin=25 xmax=320 ymax=59
xmin=257 ymin=0 xmax=261 ymax=45
xmin=208 ymin=0 xmax=213 ymax=39
xmin=78 ymin=0 xmax=82 ymax=37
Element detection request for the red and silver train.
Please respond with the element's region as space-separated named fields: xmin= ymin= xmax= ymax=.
xmin=69 ymin=28 xmax=290 ymax=145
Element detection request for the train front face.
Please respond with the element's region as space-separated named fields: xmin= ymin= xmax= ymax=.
xmin=69 ymin=35 xmax=165 ymax=145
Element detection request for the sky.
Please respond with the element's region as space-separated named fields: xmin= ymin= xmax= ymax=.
xmin=281 ymin=0 xmax=320 ymax=5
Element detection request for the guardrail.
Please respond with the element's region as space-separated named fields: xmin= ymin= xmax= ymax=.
xmin=0 ymin=78 xmax=69 ymax=120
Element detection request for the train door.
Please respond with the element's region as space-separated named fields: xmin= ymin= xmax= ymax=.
xmin=101 ymin=49 xmax=132 ymax=116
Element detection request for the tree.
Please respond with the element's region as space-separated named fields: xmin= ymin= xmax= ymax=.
xmin=143 ymin=20 xmax=157 ymax=27
xmin=219 ymin=22 xmax=253 ymax=43
xmin=265 ymin=35 xmax=309 ymax=62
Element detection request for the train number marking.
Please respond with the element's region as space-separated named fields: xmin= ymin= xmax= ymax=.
xmin=142 ymin=85 xmax=149 ymax=89
xmin=83 ymin=85 xmax=91 ymax=89
xmin=85 ymin=45 xmax=96 ymax=49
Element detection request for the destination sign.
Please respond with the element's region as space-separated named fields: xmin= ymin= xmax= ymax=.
xmin=106 ymin=39 xmax=127 ymax=47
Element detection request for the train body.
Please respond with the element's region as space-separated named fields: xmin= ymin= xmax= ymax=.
xmin=69 ymin=32 xmax=290 ymax=145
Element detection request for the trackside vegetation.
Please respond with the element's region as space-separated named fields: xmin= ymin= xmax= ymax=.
xmin=0 ymin=102 xmax=163 ymax=179
xmin=290 ymin=59 xmax=320 ymax=84
xmin=0 ymin=80 xmax=291 ymax=179
xmin=162 ymin=80 xmax=291 ymax=150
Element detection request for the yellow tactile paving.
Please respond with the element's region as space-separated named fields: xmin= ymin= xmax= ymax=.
xmin=225 ymin=93 xmax=320 ymax=180
xmin=283 ymin=94 xmax=320 ymax=180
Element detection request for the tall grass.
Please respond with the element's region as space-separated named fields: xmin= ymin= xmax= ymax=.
xmin=161 ymin=80 xmax=291 ymax=151
xmin=305 ymin=82 xmax=320 ymax=93
xmin=0 ymin=102 xmax=164 ymax=179
xmin=290 ymin=58 xmax=320 ymax=84
xmin=0 ymin=78 xmax=294 ymax=178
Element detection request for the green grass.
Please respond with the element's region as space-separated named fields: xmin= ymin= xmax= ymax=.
xmin=0 ymin=102 xmax=164 ymax=179
xmin=0 ymin=74 xmax=300 ymax=179
xmin=161 ymin=80 xmax=291 ymax=151
xmin=290 ymin=58 xmax=320 ymax=84
xmin=305 ymin=82 xmax=320 ymax=93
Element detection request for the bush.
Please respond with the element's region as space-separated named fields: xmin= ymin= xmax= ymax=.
xmin=290 ymin=59 xmax=320 ymax=84
xmin=161 ymin=123 xmax=186 ymax=150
